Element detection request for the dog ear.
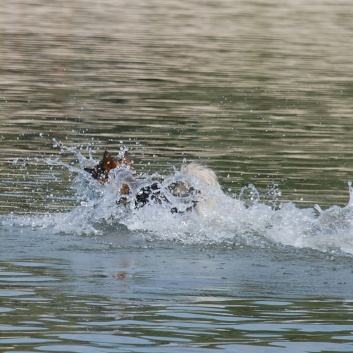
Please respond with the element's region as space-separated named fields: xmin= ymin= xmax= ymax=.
xmin=122 ymin=151 xmax=134 ymax=169
xmin=102 ymin=151 xmax=120 ymax=172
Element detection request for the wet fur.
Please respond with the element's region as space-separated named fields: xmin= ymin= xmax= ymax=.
xmin=180 ymin=162 xmax=221 ymax=214
xmin=84 ymin=151 xmax=221 ymax=213
xmin=84 ymin=151 xmax=134 ymax=199
xmin=180 ymin=162 xmax=220 ymax=189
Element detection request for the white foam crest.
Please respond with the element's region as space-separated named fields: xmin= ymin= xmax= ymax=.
xmin=3 ymin=178 xmax=353 ymax=253
xmin=114 ymin=180 xmax=353 ymax=253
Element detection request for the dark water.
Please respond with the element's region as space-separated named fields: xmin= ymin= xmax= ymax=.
xmin=2 ymin=0 xmax=353 ymax=352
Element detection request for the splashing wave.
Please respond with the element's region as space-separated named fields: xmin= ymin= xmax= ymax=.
xmin=2 ymin=143 xmax=353 ymax=254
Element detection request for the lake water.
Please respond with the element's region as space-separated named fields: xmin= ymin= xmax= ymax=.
xmin=2 ymin=0 xmax=353 ymax=352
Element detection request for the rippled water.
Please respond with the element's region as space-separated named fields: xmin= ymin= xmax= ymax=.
xmin=2 ymin=0 xmax=353 ymax=352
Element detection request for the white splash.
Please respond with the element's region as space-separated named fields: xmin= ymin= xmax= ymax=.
xmin=2 ymin=143 xmax=353 ymax=255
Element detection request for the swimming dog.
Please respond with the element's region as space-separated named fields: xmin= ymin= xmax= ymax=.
xmin=84 ymin=151 xmax=221 ymax=214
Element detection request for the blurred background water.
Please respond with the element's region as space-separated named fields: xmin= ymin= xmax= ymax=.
xmin=2 ymin=0 xmax=353 ymax=352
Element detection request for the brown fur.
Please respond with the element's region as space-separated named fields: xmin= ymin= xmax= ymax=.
xmin=84 ymin=150 xmax=214 ymax=213
xmin=84 ymin=151 xmax=134 ymax=201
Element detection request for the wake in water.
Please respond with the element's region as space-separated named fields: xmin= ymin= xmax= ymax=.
xmin=2 ymin=140 xmax=353 ymax=254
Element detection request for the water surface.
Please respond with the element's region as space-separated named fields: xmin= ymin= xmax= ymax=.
xmin=2 ymin=0 xmax=353 ymax=352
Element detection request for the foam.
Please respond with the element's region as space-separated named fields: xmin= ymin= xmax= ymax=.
xmin=2 ymin=144 xmax=353 ymax=255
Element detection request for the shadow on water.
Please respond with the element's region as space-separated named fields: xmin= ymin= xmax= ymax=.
xmin=2 ymin=0 xmax=353 ymax=352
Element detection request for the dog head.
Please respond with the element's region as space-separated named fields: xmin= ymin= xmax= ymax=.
xmin=84 ymin=150 xmax=133 ymax=183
